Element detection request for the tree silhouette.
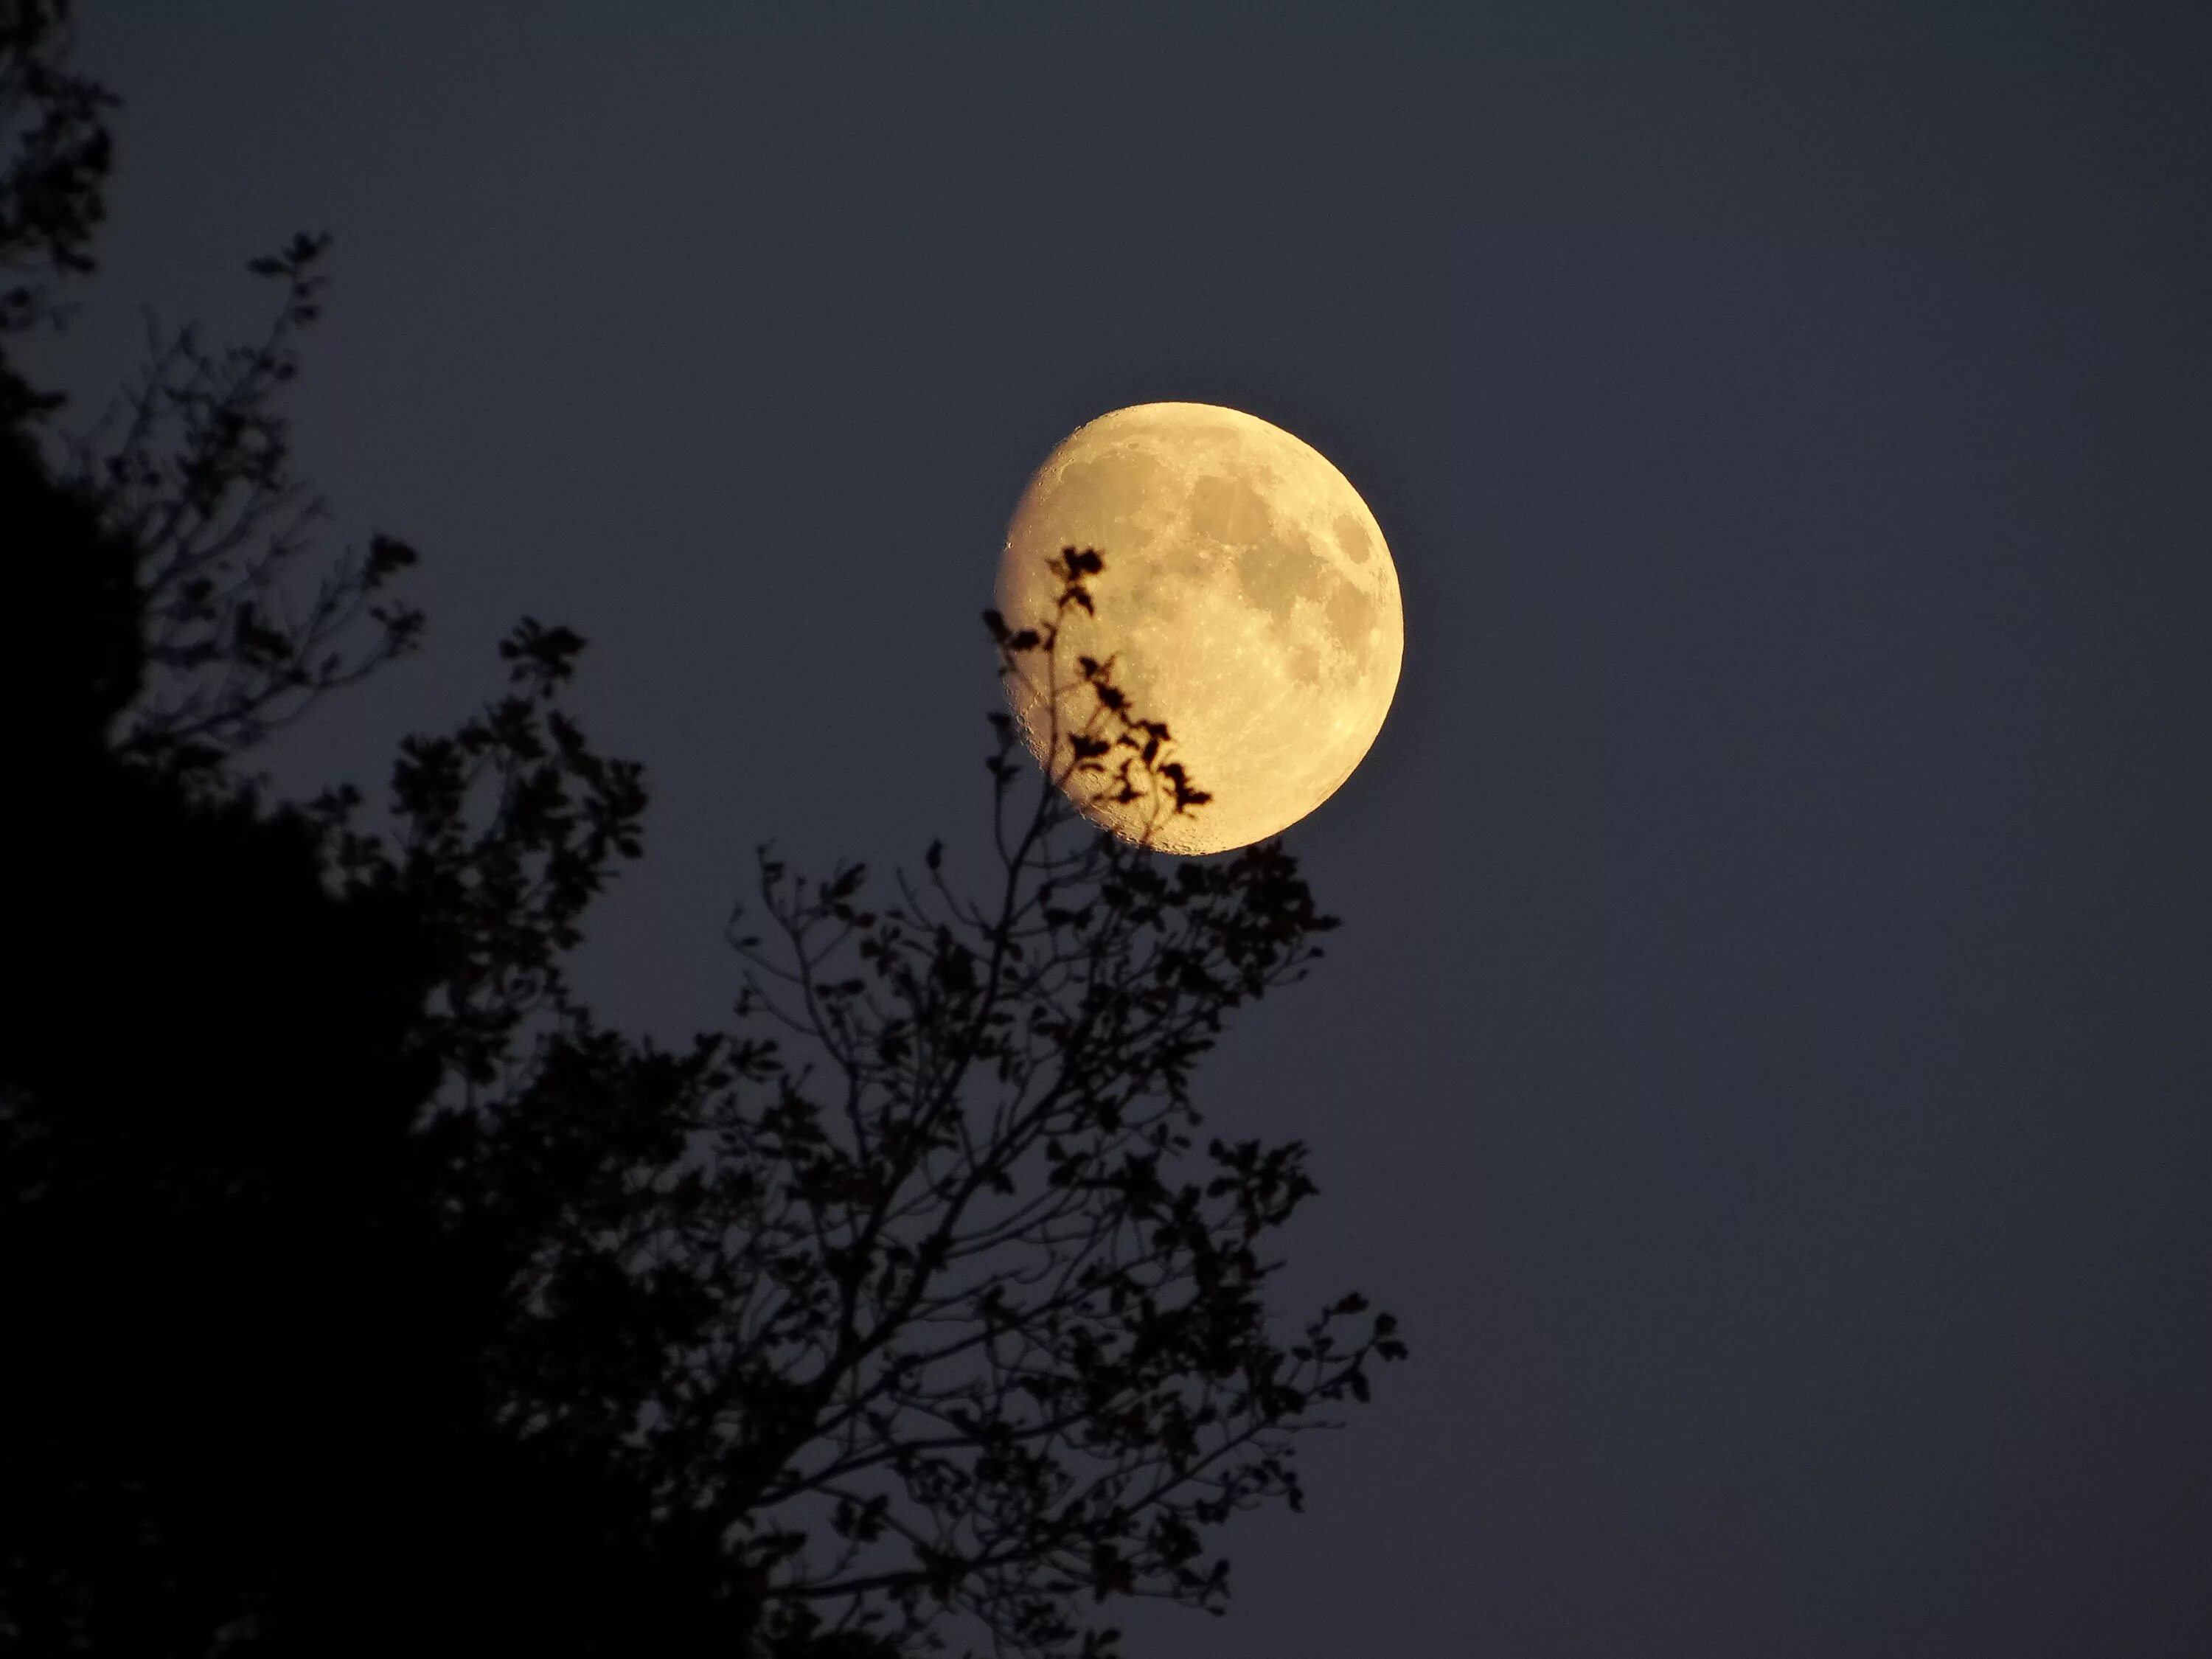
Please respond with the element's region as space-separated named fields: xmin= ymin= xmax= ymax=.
xmin=423 ymin=549 xmax=1405 ymax=1659
xmin=0 ymin=9 xmax=1403 ymax=1655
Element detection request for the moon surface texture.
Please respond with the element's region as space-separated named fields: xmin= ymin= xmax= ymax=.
xmin=998 ymin=402 xmax=1402 ymax=855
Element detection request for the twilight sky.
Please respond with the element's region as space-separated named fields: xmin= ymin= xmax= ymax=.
xmin=38 ymin=5 xmax=2212 ymax=1655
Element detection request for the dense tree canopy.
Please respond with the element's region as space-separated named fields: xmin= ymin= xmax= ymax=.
xmin=0 ymin=7 xmax=1402 ymax=1655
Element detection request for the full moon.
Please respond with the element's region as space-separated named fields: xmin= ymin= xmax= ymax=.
xmin=998 ymin=402 xmax=1403 ymax=855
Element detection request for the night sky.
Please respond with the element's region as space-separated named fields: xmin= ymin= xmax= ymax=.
xmin=38 ymin=5 xmax=2212 ymax=1654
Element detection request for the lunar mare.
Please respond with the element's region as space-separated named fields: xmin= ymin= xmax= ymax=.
xmin=997 ymin=401 xmax=1403 ymax=855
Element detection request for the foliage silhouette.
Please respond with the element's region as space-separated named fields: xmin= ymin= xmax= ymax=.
xmin=0 ymin=9 xmax=1403 ymax=1656
xmin=0 ymin=0 xmax=112 ymax=425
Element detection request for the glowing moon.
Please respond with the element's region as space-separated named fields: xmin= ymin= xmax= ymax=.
xmin=998 ymin=402 xmax=1402 ymax=855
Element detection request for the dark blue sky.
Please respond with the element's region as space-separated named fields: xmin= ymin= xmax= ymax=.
xmin=40 ymin=5 xmax=2212 ymax=1654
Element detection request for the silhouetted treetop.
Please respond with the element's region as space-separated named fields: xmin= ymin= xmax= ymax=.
xmin=0 ymin=12 xmax=1402 ymax=1655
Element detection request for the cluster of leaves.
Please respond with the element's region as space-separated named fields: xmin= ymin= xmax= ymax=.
xmin=0 ymin=0 xmax=112 ymax=411
xmin=313 ymin=615 xmax=649 ymax=1093
xmin=987 ymin=545 xmax=1212 ymax=846
xmin=75 ymin=231 xmax=427 ymax=776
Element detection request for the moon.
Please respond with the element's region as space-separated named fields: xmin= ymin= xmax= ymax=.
xmin=997 ymin=402 xmax=1402 ymax=855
